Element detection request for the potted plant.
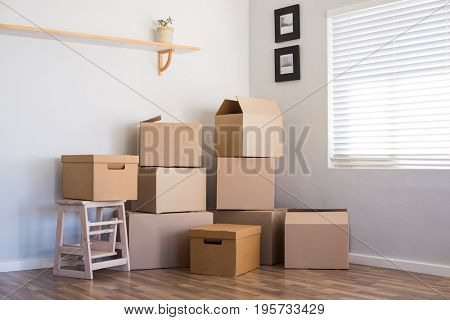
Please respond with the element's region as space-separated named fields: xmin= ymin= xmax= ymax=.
xmin=156 ymin=17 xmax=174 ymax=43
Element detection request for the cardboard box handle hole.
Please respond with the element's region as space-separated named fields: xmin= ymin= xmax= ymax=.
xmin=203 ymin=239 xmax=223 ymax=245
xmin=107 ymin=164 xmax=126 ymax=170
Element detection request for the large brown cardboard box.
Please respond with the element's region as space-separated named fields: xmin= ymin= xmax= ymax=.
xmin=189 ymin=224 xmax=261 ymax=277
xmin=215 ymin=97 xmax=283 ymax=158
xmin=127 ymin=211 xmax=213 ymax=270
xmin=131 ymin=167 xmax=206 ymax=214
xmin=213 ymin=209 xmax=286 ymax=265
xmin=216 ymin=157 xmax=275 ymax=210
xmin=140 ymin=115 xmax=202 ymax=167
xmin=285 ymin=209 xmax=349 ymax=269
xmin=61 ymin=155 xmax=138 ymax=201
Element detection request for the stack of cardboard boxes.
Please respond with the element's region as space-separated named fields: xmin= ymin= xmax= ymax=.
xmin=211 ymin=97 xmax=288 ymax=267
xmin=58 ymin=97 xmax=350 ymax=277
xmin=127 ymin=116 xmax=213 ymax=270
xmin=210 ymin=97 xmax=350 ymax=271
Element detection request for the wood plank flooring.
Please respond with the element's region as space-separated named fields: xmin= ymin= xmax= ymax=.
xmin=0 ymin=264 xmax=448 ymax=300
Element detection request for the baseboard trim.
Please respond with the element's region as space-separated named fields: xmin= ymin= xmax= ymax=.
xmin=350 ymin=253 xmax=450 ymax=277
xmin=0 ymin=258 xmax=53 ymax=273
xmin=1 ymin=254 xmax=449 ymax=277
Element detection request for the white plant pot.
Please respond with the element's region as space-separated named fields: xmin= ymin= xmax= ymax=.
xmin=156 ymin=26 xmax=174 ymax=43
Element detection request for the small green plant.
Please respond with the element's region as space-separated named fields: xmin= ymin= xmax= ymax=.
xmin=158 ymin=17 xmax=174 ymax=27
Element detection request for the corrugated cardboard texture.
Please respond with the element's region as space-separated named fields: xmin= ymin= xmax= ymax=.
xmin=131 ymin=167 xmax=206 ymax=214
xmin=127 ymin=211 xmax=213 ymax=270
xmin=61 ymin=155 xmax=138 ymax=201
xmin=213 ymin=209 xmax=286 ymax=265
xmin=189 ymin=224 xmax=261 ymax=276
xmin=140 ymin=121 xmax=202 ymax=167
xmin=216 ymin=158 xmax=275 ymax=210
xmin=285 ymin=210 xmax=349 ymax=269
xmin=215 ymin=97 xmax=283 ymax=158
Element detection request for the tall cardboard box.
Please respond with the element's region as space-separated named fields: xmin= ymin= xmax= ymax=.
xmin=285 ymin=209 xmax=349 ymax=269
xmin=215 ymin=97 xmax=283 ymax=158
xmin=131 ymin=167 xmax=206 ymax=214
xmin=127 ymin=211 xmax=213 ymax=270
xmin=213 ymin=209 xmax=286 ymax=265
xmin=140 ymin=115 xmax=202 ymax=167
xmin=189 ymin=224 xmax=261 ymax=276
xmin=61 ymin=155 xmax=138 ymax=201
xmin=216 ymin=157 xmax=275 ymax=210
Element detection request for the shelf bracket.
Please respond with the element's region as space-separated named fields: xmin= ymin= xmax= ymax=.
xmin=158 ymin=49 xmax=174 ymax=76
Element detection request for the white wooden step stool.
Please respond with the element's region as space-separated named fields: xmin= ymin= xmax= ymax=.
xmin=53 ymin=199 xmax=130 ymax=280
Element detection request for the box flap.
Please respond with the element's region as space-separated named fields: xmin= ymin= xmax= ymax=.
xmin=189 ymin=224 xmax=261 ymax=240
xmin=285 ymin=211 xmax=348 ymax=225
xmin=237 ymin=97 xmax=284 ymax=158
xmin=61 ymin=155 xmax=139 ymax=164
xmin=216 ymin=100 xmax=242 ymax=116
xmin=237 ymin=97 xmax=281 ymax=116
xmin=141 ymin=115 xmax=162 ymax=123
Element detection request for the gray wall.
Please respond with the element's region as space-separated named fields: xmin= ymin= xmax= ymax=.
xmin=0 ymin=0 xmax=249 ymax=271
xmin=250 ymin=0 xmax=450 ymax=274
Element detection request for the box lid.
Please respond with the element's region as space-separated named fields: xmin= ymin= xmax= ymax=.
xmin=285 ymin=210 xmax=348 ymax=225
xmin=61 ymin=155 xmax=139 ymax=164
xmin=189 ymin=224 xmax=261 ymax=240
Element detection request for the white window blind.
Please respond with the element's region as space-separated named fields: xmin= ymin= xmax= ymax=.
xmin=328 ymin=0 xmax=450 ymax=168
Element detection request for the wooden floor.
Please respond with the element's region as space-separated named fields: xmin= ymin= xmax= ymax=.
xmin=0 ymin=264 xmax=448 ymax=300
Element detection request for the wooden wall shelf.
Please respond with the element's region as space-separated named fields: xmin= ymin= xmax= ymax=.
xmin=0 ymin=23 xmax=200 ymax=75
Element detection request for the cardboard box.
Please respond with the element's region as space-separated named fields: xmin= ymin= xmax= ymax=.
xmin=131 ymin=167 xmax=206 ymax=214
xmin=127 ymin=211 xmax=213 ymax=270
xmin=215 ymin=97 xmax=283 ymax=158
xmin=285 ymin=209 xmax=349 ymax=269
xmin=216 ymin=157 xmax=275 ymax=210
xmin=61 ymin=155 xmax=138 ymax=201
xmin=213 ymin=209 xmax=286 ymax=265
xmin=139 ymin=115 xmax=202 ymax=167
xmin=189 ymin=224 xmax=261 ymax=276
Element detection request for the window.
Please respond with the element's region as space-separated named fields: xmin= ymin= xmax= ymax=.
xmin=328 ymin=0 xmax=450 ymax=168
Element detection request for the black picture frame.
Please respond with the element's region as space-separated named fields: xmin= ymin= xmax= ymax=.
xmin=275 ymin=45 xmax=300 ymax=82
xmin=274 ymin=4 xmax=300 ymax=43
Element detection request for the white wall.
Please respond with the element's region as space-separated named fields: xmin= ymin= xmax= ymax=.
xmin=0 ymin=0 xmax=249 ymax=271
xmin=250 ymin=0 xmax=450 ymax=276
xmin=2 ymin=0 xmax=449 ymax=277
